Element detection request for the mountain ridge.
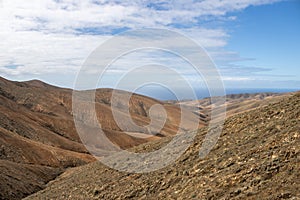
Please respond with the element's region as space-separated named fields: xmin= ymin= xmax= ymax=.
xmin=0 ymin=76 xmax=298 ymax=199
xmin=0 ymin=76 xmax=201 ymax=199
xmin=26 ymin=91 xmax=300 ymax=199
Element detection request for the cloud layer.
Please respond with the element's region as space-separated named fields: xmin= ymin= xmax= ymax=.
xmin=0 ymin=0 xmax=284 ymax=88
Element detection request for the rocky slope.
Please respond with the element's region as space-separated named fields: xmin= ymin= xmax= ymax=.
xmin=0 ymin=76 xmax=201 ymax=199
xmin=26 ymin=92 xmax=300 ymax=199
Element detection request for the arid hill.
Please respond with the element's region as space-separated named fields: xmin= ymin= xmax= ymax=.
xmin=0 ymin=76 xmax=201 ymax=199
xmin=26 ymin=92 xmax=300 ymax=199
xmin=178 ymin=92 xmax=292 ymax=121
xmin=0 ymin=76 xmax=297 ymax=199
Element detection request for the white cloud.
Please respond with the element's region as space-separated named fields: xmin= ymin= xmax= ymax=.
xmin=0 ymin=0 xmax=283 ymax=85
xmin=1 ymin=0 xmax=282 ymax=33
xmin=0 ymin=31 xmax=109 ymax=75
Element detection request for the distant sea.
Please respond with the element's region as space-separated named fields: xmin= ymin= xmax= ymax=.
xmin=135 ymin=87 xmax=299 ymax=101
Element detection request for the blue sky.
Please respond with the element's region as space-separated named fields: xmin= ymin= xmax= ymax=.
xmin=0 ymin=0 xmax=299 ymax=94
xmin=222 ymin=0 xmax=300 ymax=88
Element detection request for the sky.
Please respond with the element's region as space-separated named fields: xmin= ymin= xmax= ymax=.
xmin=0 ymin=0 xmax=299 ymax=97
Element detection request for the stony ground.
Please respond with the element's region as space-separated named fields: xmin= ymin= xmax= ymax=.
xmin=0 ymin=76 xmax=201 ymax=200
xmin=26 ymin=92 xmax=300 ymax=200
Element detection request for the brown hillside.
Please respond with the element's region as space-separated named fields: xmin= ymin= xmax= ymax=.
xmin=26 ymin=92 xmax=300 ymax=199
xmin=0 ymin=76 xmax=201 ymax=199
xmin=179 ymin=92 xmax=292 ymax=121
